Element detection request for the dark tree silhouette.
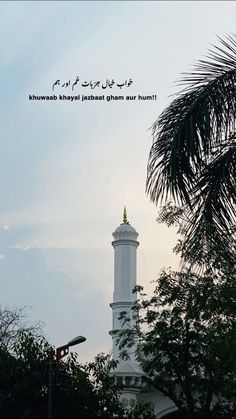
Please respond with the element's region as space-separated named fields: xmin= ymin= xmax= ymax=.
xmin=147 ymin=35 xmax=236 ymax=265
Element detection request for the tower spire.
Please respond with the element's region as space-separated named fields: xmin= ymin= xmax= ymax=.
xmin=123 ymin=206 xmax=129 ymax=224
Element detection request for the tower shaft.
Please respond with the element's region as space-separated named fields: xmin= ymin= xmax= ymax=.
xmin=110 ymin=211 xmax=139 ymax=361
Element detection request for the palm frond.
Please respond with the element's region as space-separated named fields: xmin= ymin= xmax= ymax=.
xmin=147 ymin=35 xmax=236 ymax=207
xmin=147 ymin=35 xmax=236 ymax=263
xmin=181 ymin=145 xmax=236 ymax=265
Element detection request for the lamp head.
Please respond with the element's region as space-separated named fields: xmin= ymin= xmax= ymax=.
xmin=68 ymin=335 xmax=86 ymax=347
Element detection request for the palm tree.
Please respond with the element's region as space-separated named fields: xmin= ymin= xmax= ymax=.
xmin=147 ymin=35 xmax=236 ymax=267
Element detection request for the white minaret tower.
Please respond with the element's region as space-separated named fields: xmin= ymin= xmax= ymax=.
xmin=110 ymin=207 xmax=141 ymax=370
xmin=109 ymin=209 xmax=177 ymax=416
xmin=110 ymin=208 xmax=145 ymax=407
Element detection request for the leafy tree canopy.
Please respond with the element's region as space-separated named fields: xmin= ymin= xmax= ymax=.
xmin=116 ymin=266 xmax=236 ymax=419
xmin=0 ymin=306 xmax=154 ymax=419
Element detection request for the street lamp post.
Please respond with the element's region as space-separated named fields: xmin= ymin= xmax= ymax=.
xmin=48 ymin=335 xmax=86 ymax=419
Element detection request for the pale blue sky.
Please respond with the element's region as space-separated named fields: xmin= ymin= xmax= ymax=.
xmin=1 ymin=1 xmax=236 ymax=361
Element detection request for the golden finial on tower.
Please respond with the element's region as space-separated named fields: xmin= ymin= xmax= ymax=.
xmin=123 ymin=206 xmax=129 ymax=224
